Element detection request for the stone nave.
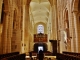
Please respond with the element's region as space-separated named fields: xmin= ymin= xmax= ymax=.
xmin=0 ymin=0 xmax=80 ymax=60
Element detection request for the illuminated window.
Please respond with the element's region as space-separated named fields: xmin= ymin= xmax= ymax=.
xmin=37 ymin=25 xmax=44 ymax=33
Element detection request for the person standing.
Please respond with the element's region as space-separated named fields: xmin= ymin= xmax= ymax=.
xmin=38 ymin=50 xmax=44 ymax=60
xmin=29 ymin=52 xmax=32 ymax=58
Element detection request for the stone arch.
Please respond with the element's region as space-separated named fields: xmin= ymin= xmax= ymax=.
xmin=1 ymin=2 xmax=4 ymax=24
xmin=27 ymin=0 xmax=31 ymax=6
xmin=34 ymin=42 xmax=48 ymax=52
xmin=72 ymin=0 xmax=79 ymax=11
xmin=1 ymin=0 xmax=9 ymax=24
xmin=48 ymin=0 xmax=53 ymax=6
xmin=64 ymin=9 xmax=70 ymax=42
xmin=63 ymin=9 xmax=71 ymax=51
xmin=1 ymin=0 xmax=10 ymax=25
xmin=3 ymin=0 xmax=9 ymax=9
xmin=78 ymin=0 xmax=80 ymax=11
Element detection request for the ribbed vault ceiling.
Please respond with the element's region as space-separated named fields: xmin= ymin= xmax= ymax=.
xmin=30 ymin=0 xmax=50 ymax=24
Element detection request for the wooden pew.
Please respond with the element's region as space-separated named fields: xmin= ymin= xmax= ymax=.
xmin=0 ymin=52 xmax=19 ymax=60
xmin=56 ymin=53 xmax=80 ymax=60
xmin=1 ymin=53 xmax=26 ymax=60
xmin=63 ymin=51 xmax=80 ymax=56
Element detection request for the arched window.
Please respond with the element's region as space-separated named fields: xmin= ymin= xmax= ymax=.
xmin=37 ymin=24 xmax=44 ymax=34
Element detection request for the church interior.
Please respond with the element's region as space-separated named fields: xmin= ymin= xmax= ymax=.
xmin=0 ymin=0 xmax=80 ymax=60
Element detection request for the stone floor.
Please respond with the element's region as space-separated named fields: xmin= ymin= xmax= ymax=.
xmin=26 ymin=56 xmax=56 ymax=60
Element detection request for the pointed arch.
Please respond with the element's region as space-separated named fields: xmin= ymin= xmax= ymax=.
xmin=3 ymin=0 xmax=9 ymax=9
xmin=72 ymin=0 xmax=79 ymax=11
xmin=64 ymin=9 xmax=70 ymax=44
xmin=48 ymin=0 xmax=53 ymax=6
xmin=27 ymin=0 xmax=31 ymax=5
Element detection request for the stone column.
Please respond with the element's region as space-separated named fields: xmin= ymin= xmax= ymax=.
xmin=24 ymin=4 xmax=30 ymax=53
xmin=2 ymin=10 xmax=9 ymax=53
xmin=6 ymin=0 xmax=15 ymax=53
xmin=71 ymin=15 xmax=75 ymax=52
xmin=0 ymin=0 xmax=3 ymax=54
xmin=21 ymin=5 xmax=25 ymax=53
xmin=17 ymin=8 xmax=22 ymax=53
xmin=52 ymin=0 xmax=57 ymax=40
xmin=52 ymin=6 xmax=57 ymax=40
xmin=73 ymin=11 xmax=78 ymax=52
xmin=7 ymin=10 xmax=14 ymax=53
xmin=0 ymin=0 xmax=3 ymax=23
xmin=0 ymin=24 xmax=2 ymax=53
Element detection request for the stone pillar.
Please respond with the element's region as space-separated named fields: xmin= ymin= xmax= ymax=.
xmin=2 ymin=10 xmax=9 ymax=53
xmin=21 ymin=5 xmax=25 ymax=53
xmin=52 ymin=6 xmax=57 ymax=39
xmin=0 ymin=0 xmax=3 ymax=54
xmin=27 ymin=5 xmax=29 ymax=52
xmin=52 ymin=0 xmax=57 ymax=40
xmin=6 ymin=0 xmax=14 ymax=53
xmin=0 ymin=0 xmax=3 ymax=23
xmin=73 ymin=11 xmax=80 ymax=52
xmin=0 ymin=34 xmax=1 ymax=53
xmin=23 ymin=4 xmax=30 ymax=53
xmin=0 ymin=0 xmax=2 ymax=54
xmin=71 ymin=18 xmax=75 ymax=52
xmin=17 ymin=8 xmax=22 ymax=53
xmin=11 ymin=8 xmax=22 ymax=52
xmin=0 ymin=24 xmax=2 ymax=53
xmin=7 ymin=10 xmax=14 ymax=53
xmin=73 ymin=11 xmax=78 ymax=52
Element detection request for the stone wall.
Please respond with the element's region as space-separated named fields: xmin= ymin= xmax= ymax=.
xmin=57 ymin=0 xmax=80 ymax=52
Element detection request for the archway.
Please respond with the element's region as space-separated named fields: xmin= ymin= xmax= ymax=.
xmin=33 ymin=43 xmax=48 ymax=53
xmin=72 ymin=0 xmax=79 ymax=11
xmin=64 ymin=9 xmax=71 ymax=51
xmin=29 ymin=0 xmax=52 ymax=54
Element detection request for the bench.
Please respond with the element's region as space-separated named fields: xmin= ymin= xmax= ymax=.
xmin=1 ymin=53 xmax=26 ymax=60
xmin=56 ymin=53 xmax=80 ymax=60
xmin=63 ymin=51 xmax=80 ymax=56
xmin=0 ymin=52 xmax=19 ymax=60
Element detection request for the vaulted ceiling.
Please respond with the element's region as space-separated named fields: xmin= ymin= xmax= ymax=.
xmin=29 ymin=0 xmax=51 ymax=24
